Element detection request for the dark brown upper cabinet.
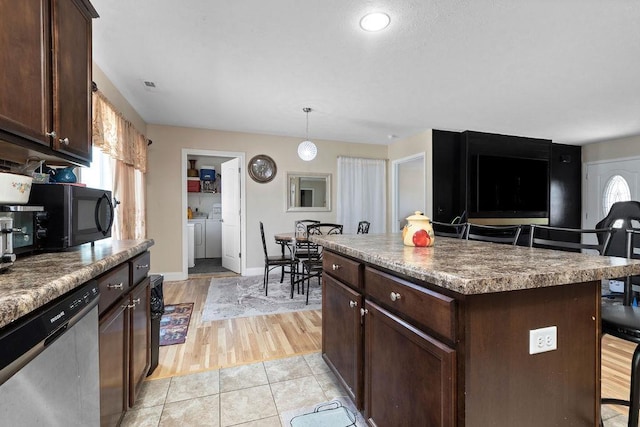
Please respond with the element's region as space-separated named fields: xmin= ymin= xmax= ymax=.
xmin=0 ymin=0 xmax=98 ymax=166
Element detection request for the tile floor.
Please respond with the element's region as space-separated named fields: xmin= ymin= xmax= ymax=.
xmin=602 ymin=405 xmax=630 ymax=426
xmin=123 ymin=350 xmax=631 ymax=427
xmin=121 ymin=352 xmax=366 ymax=427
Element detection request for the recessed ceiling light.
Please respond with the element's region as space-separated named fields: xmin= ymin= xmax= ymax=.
xmin=360 ymin=12 xmax=390 ymax=32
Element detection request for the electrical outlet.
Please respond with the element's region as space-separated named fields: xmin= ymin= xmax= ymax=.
xmin=529 ymin=326 xmax=557 ymax=355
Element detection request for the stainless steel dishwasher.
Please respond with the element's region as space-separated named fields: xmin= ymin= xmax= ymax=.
xmin=0 ymin=280 xmax=100 ymax=426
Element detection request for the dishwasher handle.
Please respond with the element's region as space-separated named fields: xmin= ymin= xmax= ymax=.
xmin=43 ymin=323 xmax=69 ymax=347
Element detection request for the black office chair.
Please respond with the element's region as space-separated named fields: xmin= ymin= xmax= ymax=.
xmin=600 ymin=229 xmax=640 ymax=427
xmin=597 ymin=201 xmax=640 ymax=304
xmin=259 ymin=222 xmax=295 ymax=296
xmin=464 ymin=223 xmax=522 ymax=245
xmin=357 ymin=221 xmax=370 ymax=234
xmin=597 ymin=201 xmax=640 ymax=427
xmin=432 ymin=221 xmax=466 ymax=238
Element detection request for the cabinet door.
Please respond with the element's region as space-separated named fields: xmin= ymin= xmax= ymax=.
xmin=322 ymin=275 xmax=363 ymax=408
xmin=99 ymin=300 xmax=128 ymax=427
xmin=128 ymin=278 xmax=151 ymax=407
xmin=364 ymin=300 xmax=456 ymax=427
xmin=0 ymin=0 xmax=50 ymax=145
xmin=51 ymin=0 xmax=93 ymax=162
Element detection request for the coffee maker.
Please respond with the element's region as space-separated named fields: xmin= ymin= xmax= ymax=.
xmin=0 ymin=206 xmax=47 ymax=262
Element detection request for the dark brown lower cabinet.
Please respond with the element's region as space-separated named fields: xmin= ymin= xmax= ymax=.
xmin=323 ymin=249 xmax=601 ymax=426
xmin=128 ymin=277 xmax=151 ymax=406
xmin=98 ymin=259 xmax=150 ymax=427
xmin=99 ymin=299 xmax=128 ymax=427
xmin=364 ymin=300 xmax=456 ymax=427
xmin=322 ymin=275 xmax=363 ymax=407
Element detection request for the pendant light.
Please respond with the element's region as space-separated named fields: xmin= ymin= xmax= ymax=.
xmin=297 ymin=107 xmax=317 ymax=161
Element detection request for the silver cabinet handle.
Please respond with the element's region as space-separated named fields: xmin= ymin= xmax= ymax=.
xmin=349 ymin=300 xmax=357 ymax=308
xmin=107 ymin=282 xmax=124 ymax=290
xmin=127 ymin=297 xmax=141 ymax=309
xmin=390 ymin=291 xmax=402 ymax=302
xmin=125 ymin=303 xmax=135 ymax=309
xmin=59 ymin=137 xmax=69 ymax=145
xmin=332 ymin=264 xmax=341 ymax=271
xmin=136 ymin=264 xmax=149 ymax=269
xmin=46 ymin=130 xmax=57 ymax=138
xmin=360 ymin=308 xmax=368 ymax=316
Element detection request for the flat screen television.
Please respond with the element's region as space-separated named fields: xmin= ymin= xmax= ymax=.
xmin=471 ymin=154 xmax=549 ymax=217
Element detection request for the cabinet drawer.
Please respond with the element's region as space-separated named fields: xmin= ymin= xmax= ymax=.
xmin=130 ymin=251 xmax=150 ymax=287
xmin=323 ymin=251 xmax=362 ymax=289
xmin=97 ymin=263 xmax=130 ymax=315
xmin=364 ymin=267 xmax=456 ymax=342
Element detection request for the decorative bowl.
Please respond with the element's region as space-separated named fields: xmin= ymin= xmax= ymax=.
xmin=0 ymin=172 xmax=33 ymax=204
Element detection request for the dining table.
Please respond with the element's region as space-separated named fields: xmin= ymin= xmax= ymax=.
xmin=273 ymin=232 xmax=309 ymax=256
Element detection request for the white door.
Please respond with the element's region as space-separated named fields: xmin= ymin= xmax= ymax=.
xmin=221 ymin=158 xmax=241 ymax=273
xmin=584 ymin=158 xmax=640 ymax=229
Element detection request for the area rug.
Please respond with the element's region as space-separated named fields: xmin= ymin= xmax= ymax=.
xmin=159 ymin=303 xmax=194 ymax=346
xmin=201 ymin=274 xmax=321 ymax=322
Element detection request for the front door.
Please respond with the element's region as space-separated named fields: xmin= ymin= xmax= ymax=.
xmin=584 ymin=157 xmax=640 ymax=229
xmin=221 ymin=158 xmax=241 ymax=273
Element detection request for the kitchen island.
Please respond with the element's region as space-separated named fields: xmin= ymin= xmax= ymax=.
xmin=311 ymin=233 xmax=640 ymax=427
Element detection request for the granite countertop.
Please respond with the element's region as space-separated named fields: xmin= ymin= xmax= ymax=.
xmin=311 ymin=233 xmax=640 ymax=295
xmin=0 ymin=238 xmax=154 ymax=329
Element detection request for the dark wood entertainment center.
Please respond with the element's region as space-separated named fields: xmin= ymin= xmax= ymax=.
xmin=432 ymin=129 xmax=581 ymax=230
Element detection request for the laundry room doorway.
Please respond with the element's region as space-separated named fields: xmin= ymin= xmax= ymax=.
xmin=182 ymin=149 xmax=245 ymax=277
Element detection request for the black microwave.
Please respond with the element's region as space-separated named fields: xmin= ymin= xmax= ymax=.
xmin=28 ymin=184 xmax=114 ymax=250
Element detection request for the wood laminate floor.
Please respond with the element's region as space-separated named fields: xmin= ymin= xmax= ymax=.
xmin=149 ymin=276 xmax=634 ymax=418
xmin=147 ymin=275 xmax=322 ymax=380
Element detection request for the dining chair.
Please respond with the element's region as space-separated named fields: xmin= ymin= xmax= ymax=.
xmin=529 ymin=224 xmax=612 ymax=254
xmin=432 ymin=221 xmax=466 ymax=238
xmin=295 ymin=219 xmax=321 ymax=236
xmin=464 ymin=223 xmax=522 ymax=245
xmin=293 ymin=223 xmax=343 ymax=304
xmin=259 ymin=222 xmax=295 ymax=296
xmin=357 ymin=221 xmax=370 ymax=234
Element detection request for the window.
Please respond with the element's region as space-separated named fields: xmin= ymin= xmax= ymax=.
xmin=80 ymin=147 xmax=113 ymax=192
xmin=603 ymin=175 xmax=631 ymax=227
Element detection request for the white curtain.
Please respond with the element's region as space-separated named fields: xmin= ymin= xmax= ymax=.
xmin=337 ymin=157 xmax=387 ymax=234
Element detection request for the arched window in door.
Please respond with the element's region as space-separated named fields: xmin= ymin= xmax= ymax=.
xmin=603 ymin=175 xmax=631 ymax=227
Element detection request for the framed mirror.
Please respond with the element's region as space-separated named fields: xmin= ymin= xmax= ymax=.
xmin=286 ymin=172 xmax=331 ymax=212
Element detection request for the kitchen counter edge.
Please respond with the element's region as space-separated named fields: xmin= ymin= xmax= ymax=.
xmin=311 ymin=233 xmax=640 ymax=295
xmin=0 ymin=239 xmax=154 ymax=329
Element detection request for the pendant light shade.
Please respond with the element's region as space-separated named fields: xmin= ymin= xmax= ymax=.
xmin=298 ymin=140 xmax=317 ymax=161
xmin=298 ymin=107 xmax=317 ymax=161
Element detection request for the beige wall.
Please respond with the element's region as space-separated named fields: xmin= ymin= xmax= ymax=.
xmin=387 ymin=131 xmax=433 ymax=228
xmin=92 ymin=64 xmax=147 ymax=135
xmin=583 ymin=135 xmax=640 ymax=163
xmin=146 ymin=124 xmax=387 ymax=277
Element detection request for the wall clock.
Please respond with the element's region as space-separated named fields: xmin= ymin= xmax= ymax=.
xmin=248 ymin=155 xmax=277 ymax=183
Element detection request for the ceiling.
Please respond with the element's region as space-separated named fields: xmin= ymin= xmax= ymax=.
xmin=91 ymin=0 xmax=640 ymax=146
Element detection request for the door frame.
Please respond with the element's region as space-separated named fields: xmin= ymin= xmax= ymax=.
xmin=181 ymin=148 xmax=246 ymax=278
xmin=391 ymin=152 xmax=427 ymax=232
